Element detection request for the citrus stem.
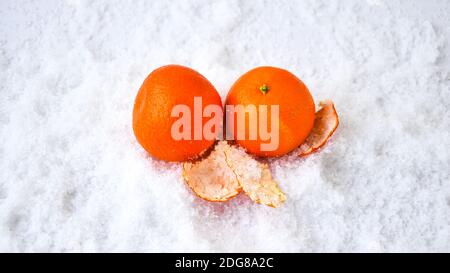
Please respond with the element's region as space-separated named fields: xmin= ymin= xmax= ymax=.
xmin=259 ymin=84 xmax=269 ymax=94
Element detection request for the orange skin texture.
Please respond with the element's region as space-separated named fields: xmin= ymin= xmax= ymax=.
xmin=133 ymin=65 xmax=223 ymax=162
xmin=225 ymin=66 xmax=315 ymax=157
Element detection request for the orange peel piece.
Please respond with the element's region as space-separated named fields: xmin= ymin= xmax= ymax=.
xmin=299 ymin=99 xmax=339 ymax=156
xmin=182 ymin=141 xmax=241 ymax=202
xmin=223 ymin=144 xmax=286 ymax=208
xmin=182 ymin=141 xmax=286 ymax=207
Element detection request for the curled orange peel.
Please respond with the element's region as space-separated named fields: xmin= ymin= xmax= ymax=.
xmin=299 ymin=99 xmax=339 ymax=156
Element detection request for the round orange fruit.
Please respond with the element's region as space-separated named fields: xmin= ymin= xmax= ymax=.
xmin=133 ymin=65 xmax=222 ymax=162
xmin=225 ymin=66 xmax=315 ymax=157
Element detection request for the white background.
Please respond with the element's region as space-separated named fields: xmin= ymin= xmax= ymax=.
xmin=0 ymin=0 xmax=449 ymax=252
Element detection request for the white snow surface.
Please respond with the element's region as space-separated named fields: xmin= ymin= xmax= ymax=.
xmin=1 ymin=0 xmax=450 ymax=252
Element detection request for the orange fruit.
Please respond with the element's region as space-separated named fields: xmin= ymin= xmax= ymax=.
xmin=299 ymin=100 xmax=339 ymax=156
xmin=133 ymin=65 xmax=222 ymax=162
xmin=225 ymin=66 xmax=315 ymax=157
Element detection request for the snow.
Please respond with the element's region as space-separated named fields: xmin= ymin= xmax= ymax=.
xmin=1 ymin=0 xmax=449 ymax=252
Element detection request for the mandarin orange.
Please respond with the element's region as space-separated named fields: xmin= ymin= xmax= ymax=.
xmin=133 ymin=65 xmax=222 ymax=162
xmin=225 ymin=66 xmax=315 ymax=157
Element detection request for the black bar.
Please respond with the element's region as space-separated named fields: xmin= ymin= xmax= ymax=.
xmin=0 ymin=253 xmax=447 ymax=272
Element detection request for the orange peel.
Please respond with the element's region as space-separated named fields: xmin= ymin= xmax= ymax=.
xmin=299 ymin=99 xmax=339 ymax=156
xmin=182 ymin=141 xmax=241 ymax=202
xmin=223 ymin=145 xmax=286 ymax=208
xmin=182 ymin=141 xmax=286 ymax=207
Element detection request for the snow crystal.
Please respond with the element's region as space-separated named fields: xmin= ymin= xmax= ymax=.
xmin=0 ymin=0 xmax=449 ymax=252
